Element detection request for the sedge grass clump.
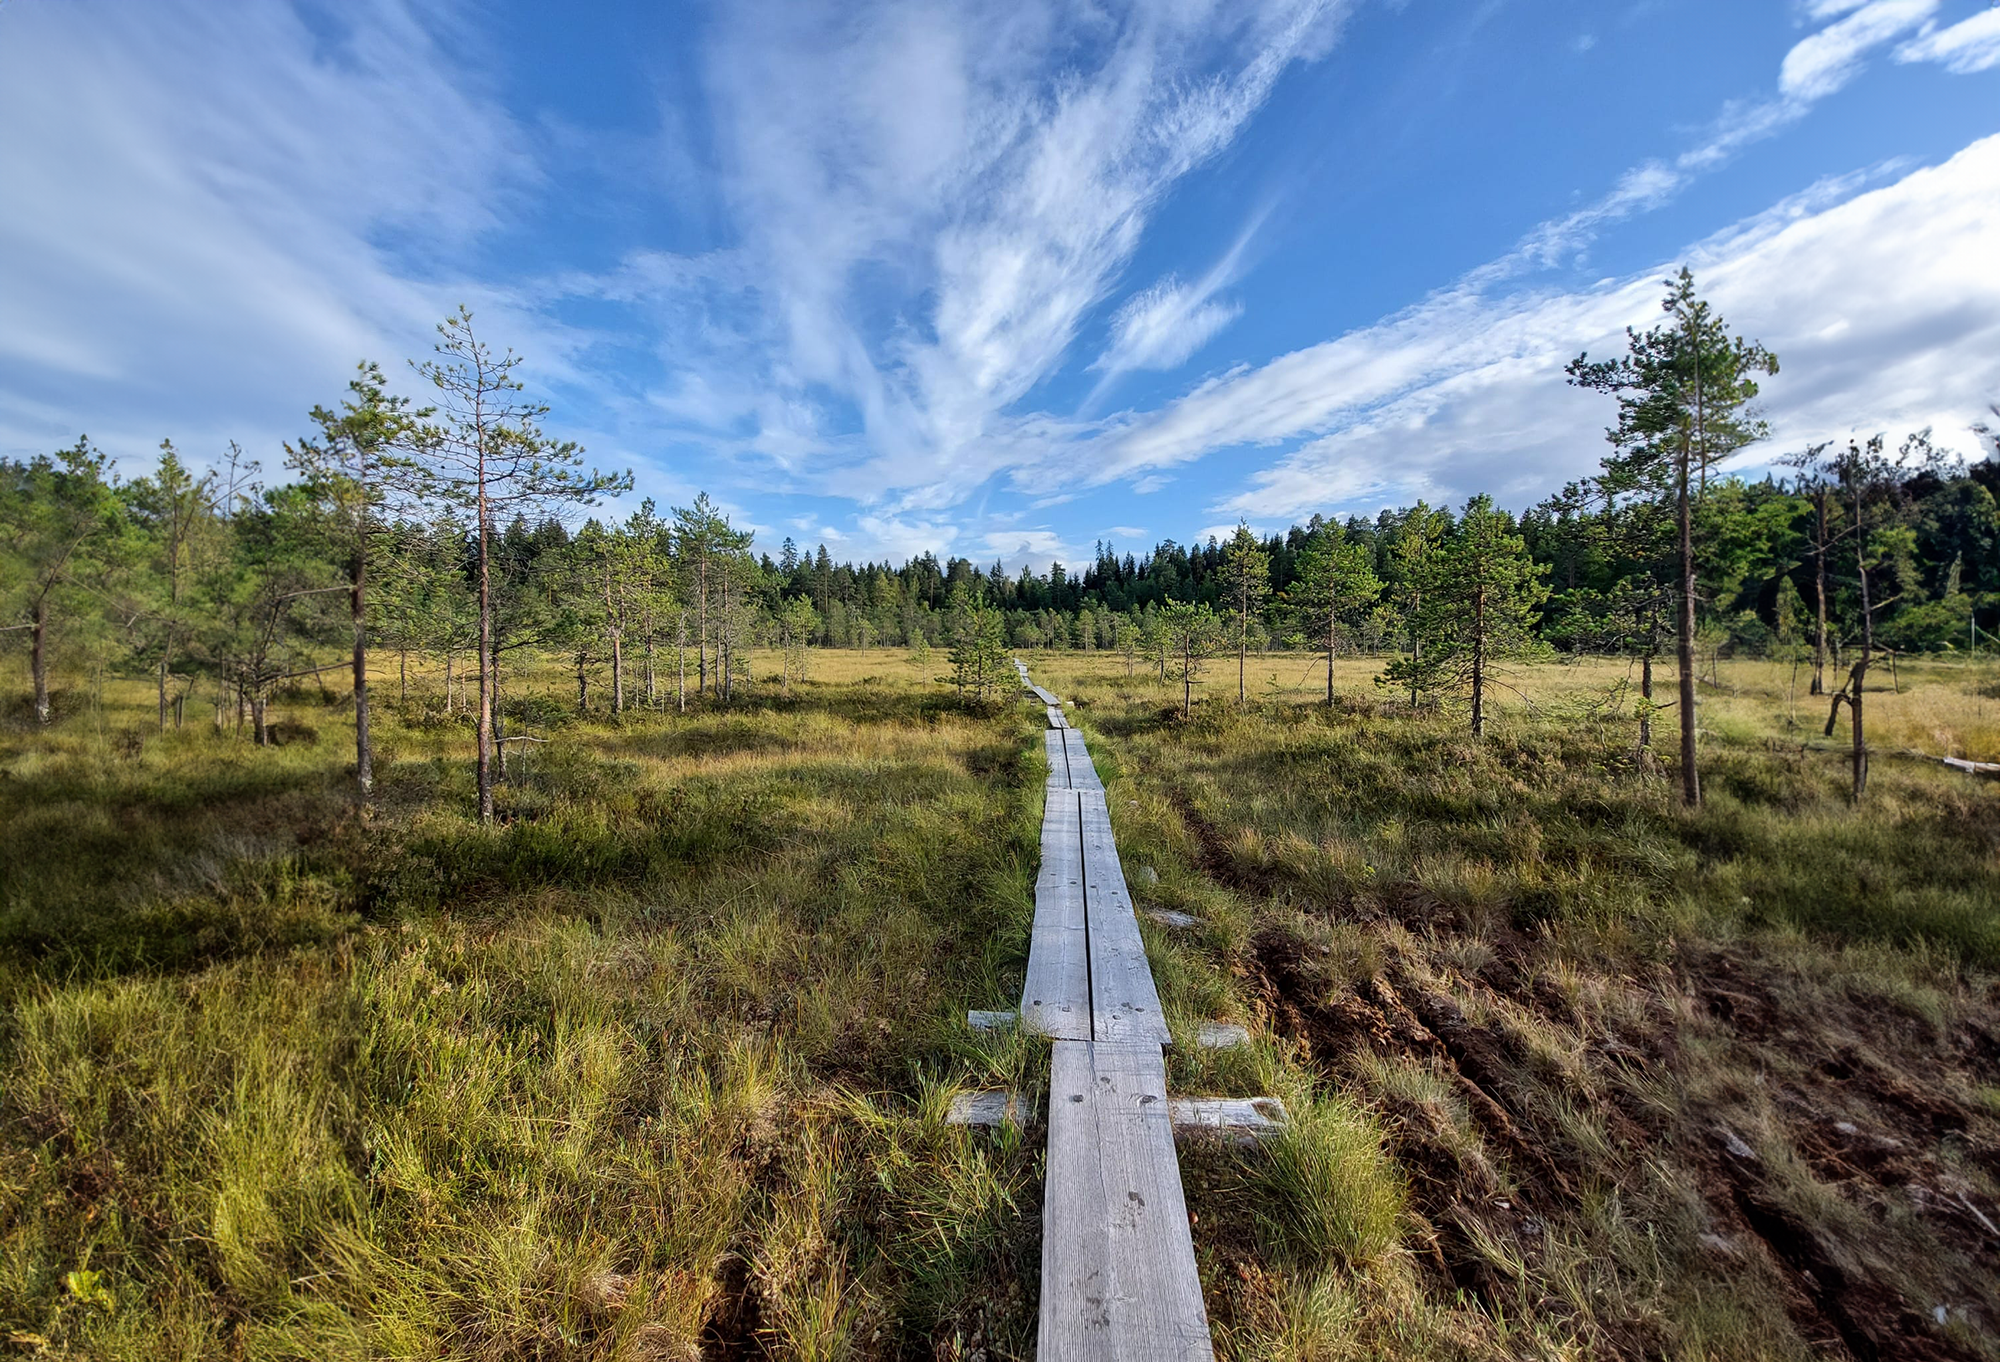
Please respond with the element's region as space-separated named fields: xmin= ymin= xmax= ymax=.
xmin=0 ymin=664 xmax=1052 ymax=1357
xmin=1257 ymin=1092 xmax=1405 ymax=1271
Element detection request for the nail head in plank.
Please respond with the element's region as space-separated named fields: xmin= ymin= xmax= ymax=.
xmin=1040 ymin=1041 xmax=1212 ymax=1361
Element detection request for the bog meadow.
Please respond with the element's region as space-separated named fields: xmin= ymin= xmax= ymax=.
xmin=3 ymin=284 xmax=2000 ymax=1362
xmin=8 ymin=4 xmax=2000 ymax=1359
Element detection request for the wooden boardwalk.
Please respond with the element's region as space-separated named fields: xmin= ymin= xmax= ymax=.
xmin=1014 ymin=660 xmax=1213 ymax=1360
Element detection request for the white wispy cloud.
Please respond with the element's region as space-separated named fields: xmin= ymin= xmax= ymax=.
xmin=0 ymin=0 xmax=555 ymax=464
xmin=1505 ymin=0 xmax=1950 ymax=272
xmin=1176 ymin=139 xmax=2000 ymax=522
xmin=982 ymin=0 xmax=2000 ymax=527
xmin=1086 ymin=215 xmax=1263 ymax=394
xmin=621 ymin=0 xmax=1352 ymax=512
xmin=1093 ymin=278 xmax=1243 ymax=378
xmin=1896 ymin=5 xmax=2000 ymax=71
xmin=1781 ymin=0 xmax=1939 ymax=100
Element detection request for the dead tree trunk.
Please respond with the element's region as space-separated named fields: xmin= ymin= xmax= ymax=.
xmin=31 ymin=597 xmax=50 ymax=724
xmin=351 ymin=546 xmax=372 ymax=797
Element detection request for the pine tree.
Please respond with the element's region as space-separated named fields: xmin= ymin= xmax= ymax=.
xmin=0 ymin=441 xmax=125 ymax=723
xmin=1380 ymin=497 xmax=1546 ymax=735
xmin=1219 ymin=521 xmax=1270 ymax=701
xmin=285 ymin=361 xmax=424 ymax=797
xmin=778 ymin=596 xmax=819 ymax=694
xmin=1382 ymin=502 xmax=1449 ymax=708
xmin=945 ymin=585 xmax=1006 ymax=704
xmin=1288 ymin=527 xmax=1382 ymax=709
xmin=408 ymin=309 xmax=630 ymax=822
xmin=1569 ymin=269 xmax=1777 ymax=805
xmin=1159 ymin=600 xmax=1224 ymax=718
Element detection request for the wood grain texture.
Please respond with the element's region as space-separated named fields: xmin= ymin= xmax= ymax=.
xmin=1045 ymin=729 xmax=1072 ymax=788
xmin=1032 ymin=685 xmax=1063 ymax=707
xmin=1079 ymin=791 xmax=1171 ymax=1046
xmin=1040 ymin=1041 xmax=1213 ymax=1361
xmin=1048 ymin=704 xmax=1069 ymax=730
xmin=1021 ymin=790 xmax=1091 ymax=1040
xmin=1060 ymin=729 xmax=1103 ymax=792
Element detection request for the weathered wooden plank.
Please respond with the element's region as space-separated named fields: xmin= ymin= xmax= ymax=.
xmin=1021 ymin=790 xmax=1091 ymax=1040
xmin=1040 ymin=1041 xmax=1212 ymax=1361
xmin=1061 ymin=728 xmax=1103 ymax=792
xmin=1045 ymin=729 xmax=1072 ymax=788
xmin=1168 ymin=1095 xmax=1288 ymax=1141
xmin=1047 ymin=704 xmax=1069 ymax=730
xmin=968 ymin=1009 xmax=1018 ymax=1032
xmin=1195 ymin=1022 xmax=1251 ymax=1050
xmin=1079 ymin=790 xmax=1171 ymax=1046
xmin=1032 ymin=685 xmax=1062 ymax=707
xmin=948 ymin=1089 xmax=1027 ymax=1127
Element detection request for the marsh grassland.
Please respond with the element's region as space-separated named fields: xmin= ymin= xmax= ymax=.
xmin=3 ymin=649 xmax=1999 ymax=1360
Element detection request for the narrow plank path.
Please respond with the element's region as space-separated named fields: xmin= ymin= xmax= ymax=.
xmin=1013 ymin=660 xmax=1213 ymax=1361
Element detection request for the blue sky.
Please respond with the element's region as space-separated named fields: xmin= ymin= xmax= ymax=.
xmin=3 ymin=0 xmax=1998 ymax=569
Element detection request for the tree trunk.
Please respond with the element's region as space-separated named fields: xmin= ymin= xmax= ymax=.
xmin=157 ymin=646 xmax=170 ymax=732
xmin=1811 ymin=492 xmax=1829 ymax=696
xmin=645 ymin=623 xmax=657 ymax=708
xmin=476 ymin=502 xmax=495 ymax=824
xmin=31 ymin=596 xmax=50 ymax=724
xmin=577 ymin=651 xmax=589 ymax=712
xmin=1326 ymin=608 xmax=1336 ymax=709
xmin=352 ymin=548 xmax=372 ymax=798
xmin=1238 ymin=607 xmax=1247 ymax=702
xmin=1851 ymin=507 xmax=1873 ymax=800
xmin=1639 ymin=650 xmax=1654 ymax=753
xmin=605 ymin=568 xmax=624 ymax=716
xmin=696 ymin=560 xmax=709 ymax=697
xmin=252 ymin=689 xmax=269 ymax=747
xmin=1470 ymin=586 xmax=1486 ymax=737
xmin=1676 ymin=450 xmax=1701 ymax=807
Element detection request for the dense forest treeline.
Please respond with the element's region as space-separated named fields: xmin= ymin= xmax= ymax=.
xmin=5 ymin=286 xmax=1998 ymax=813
